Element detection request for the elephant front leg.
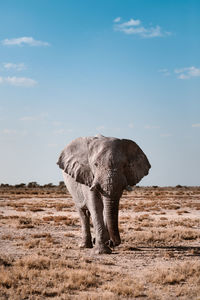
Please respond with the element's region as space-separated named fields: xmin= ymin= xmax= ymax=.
xmin=78 ymin=208 xmax=93 ymax=248
xmin=88 ymin=193 xmax=112 ymax=254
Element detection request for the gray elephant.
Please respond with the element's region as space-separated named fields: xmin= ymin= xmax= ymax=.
xmin=57 ymin=135 xmax=151 ymax=254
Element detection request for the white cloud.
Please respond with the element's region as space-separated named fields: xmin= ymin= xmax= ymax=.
xmin=2 ymin=62 xmax=26 ymax=71
xmin=158 ymin=68 xmax=170 ymax=76
xmin=2 ymin=37 xmax=50 ymax=47
xmin=113 ymin=18 xmax=170 ymax=38
xmin=178 ymin=74 xmax=188 ymax=80
xmin=0 ymin=76 xmax=37 ymax=87
xmin=192 ymin=123 xmax=200 ymax=128
xmin=118 ymin=18 xmax=141 ymax=27
xmin=174 ymin=67 xmax=200 ymax=79
xmin=113 ymin=17 xmax=121 ymax=23
xmin=1 ymin=129 xmax=28 ymax=136
xmin=20 ymin=113 xmax=48 ymax=121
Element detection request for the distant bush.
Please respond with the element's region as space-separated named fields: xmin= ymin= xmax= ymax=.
xmin=43 ymin=183 xmax=55 ymax=188
xmin=176 ymin=185 xmax=182 ymax=188
xmin=59 ymin=181 xmax=65 ymax=188
xmin=27 ymin=182 xmax=40 ymax=188
xmin=15 ymin=183 xmax=26 ymax=188
xmin=0 ymin=183 xmax=9 ymax=187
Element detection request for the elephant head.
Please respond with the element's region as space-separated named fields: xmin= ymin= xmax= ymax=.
xmin=57 ymin=135 xmax=151 ymax=246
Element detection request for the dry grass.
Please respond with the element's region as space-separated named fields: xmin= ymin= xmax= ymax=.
xmin=149 ymin=260 xmax=200 ymax=285
xmin=0 ymin=255 xmax=120 ymax=299
xmin=0 ymin=186 xmax=200 ymax=299
xmin=42 ymin=215 xmax=79 ymax=225
xmin=125 ymin=227 xmax=200 ymax=247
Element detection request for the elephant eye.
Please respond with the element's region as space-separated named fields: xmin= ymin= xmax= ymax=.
xmin=94 ymin=162 xmax=98 ymax=167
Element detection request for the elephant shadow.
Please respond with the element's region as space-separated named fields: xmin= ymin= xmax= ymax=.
xmin=124 ymin=245 xmax=200 ymax=257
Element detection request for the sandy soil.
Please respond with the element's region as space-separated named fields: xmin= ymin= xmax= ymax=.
xmin=0 ymin=186 xmax=200 ymax=299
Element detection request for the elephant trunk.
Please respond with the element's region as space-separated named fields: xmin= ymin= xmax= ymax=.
xmin=103 ymin=196 xmax=121 ymax=246
xmin=91 ymin=171 xmax=126 ymax=246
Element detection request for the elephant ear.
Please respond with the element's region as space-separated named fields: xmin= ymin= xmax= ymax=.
xmin=57 ymin=137 xmax=94 ymax=186
xmin=121 ymin=139 xmax=151 ymax=186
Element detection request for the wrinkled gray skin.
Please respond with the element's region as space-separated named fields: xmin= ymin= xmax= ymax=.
xmin=57 ymin=135 xmax=151 ymax=254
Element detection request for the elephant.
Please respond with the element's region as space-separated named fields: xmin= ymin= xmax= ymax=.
xmin=57 ymin=135 xmax=151 ymax=254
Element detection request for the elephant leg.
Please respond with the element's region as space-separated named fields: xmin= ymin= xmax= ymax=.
xmin=103 ymin=212 xmax=110 ymax=243
xmin=87 ymin=193 xmax=112 ymax=254
xmin=78 ymin=208 xmax=93 ymax=248
xmin=93 ymin=215 xmax=109 ymax=246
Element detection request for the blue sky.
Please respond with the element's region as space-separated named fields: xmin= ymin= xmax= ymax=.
xmin=0 ymin=0 xmax=199 ymax=186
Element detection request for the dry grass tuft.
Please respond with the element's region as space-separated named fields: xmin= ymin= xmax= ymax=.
xmin=17 ymin=217 xmax=34 ymax=228
xmin=17 ymin=255 xmax=51 ymax=270
xmin=104 ymin=278 xmax=145 ymax=298
xmin=148 ymin=260 xmax=200 ymax=285
xmin=43 ymin=215 xmax=79 ymax=225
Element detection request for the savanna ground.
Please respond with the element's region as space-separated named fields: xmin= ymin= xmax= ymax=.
xmin=0 ymin=183 xmax=200 ymax=300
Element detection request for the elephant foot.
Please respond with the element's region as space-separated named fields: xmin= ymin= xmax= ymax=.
xmin=79 ymin=240 xmax=93 ymax=249
xmin=106 ymin=240 xmax=114 ymax=248
xmin=92 ymin=244 xmax=112 ymax=254
xmin=110 ymin=236 xmax=121 ymax=247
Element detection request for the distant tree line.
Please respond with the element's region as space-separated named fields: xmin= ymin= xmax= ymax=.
xmin=0 ymin=181 xmax=65 ymax=188
xmin=0 ymin=183 xmax=192 ymax=189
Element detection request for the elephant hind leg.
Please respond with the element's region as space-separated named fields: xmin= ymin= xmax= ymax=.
xmin=78 ymin=208 xmax=93 ymax=248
